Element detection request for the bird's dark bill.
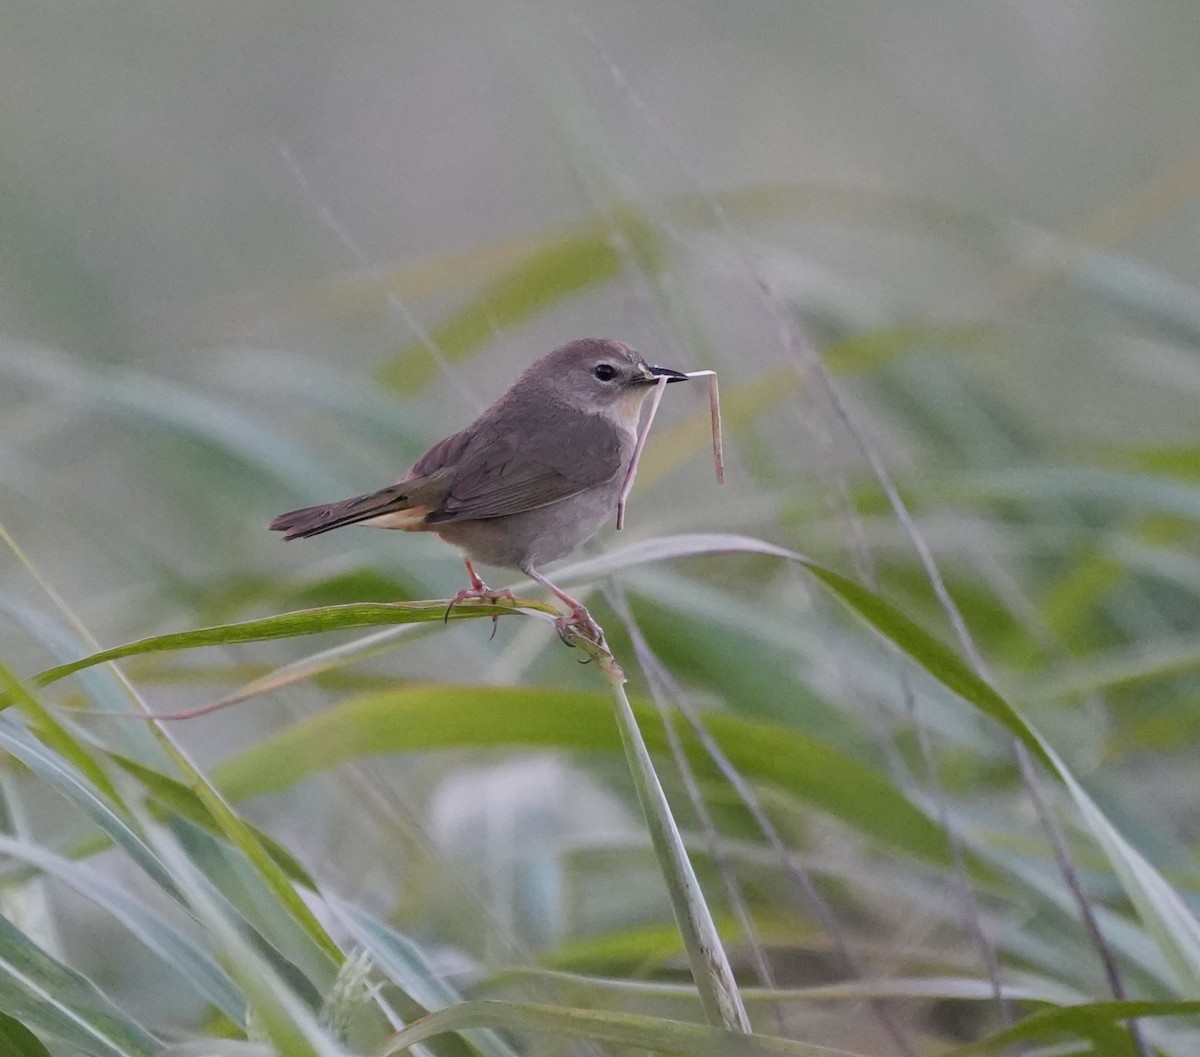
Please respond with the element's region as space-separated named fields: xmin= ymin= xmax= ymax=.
xmin=645 ymin=364 xmax=689 ymax=383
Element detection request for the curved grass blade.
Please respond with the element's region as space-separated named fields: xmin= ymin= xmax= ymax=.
xmin=481 ymin=966 xmax=1077 ymax=1007
xmin=1 ymin=592 xmax=344 ymax=987
xmin=328 ymin=896 xmax=520 ymax=1057
xmin=370 ymin=999 xmax=859 ymax=1057
xmin=555 ymin=533 xmax=1200 ymax=1000
xmin=0 ymin=833 xmax=244 ymax=1022
xmin=0 ymin=717 xmax=175 ymax=894
xmin=0 ymin=655 xmax=121 ymax=801
xmin=0 ymin=345 xmax=350 ymax=498
xmin=0 ymin=914 xmax=158 ymax=1057
xmin=137 ymin=814 xmax=346 ymax=1057
xmin=945 ymin=998 xmax=1200 ymax=1057
xmin=376 ymin=215 xmax=662 ymax=395
xmin=600 ymin=668 xmax=749 ymax=1031
xmin=26 ymin=600 xmax=555 ymax=697
xmin=108 ymin=752 xmax=315 ymax=889
xmin=21 ymin=525 xmax=1197 ymax=996
xmin=0 ymin=1013 xmax=52 ymax=1057
xmin=211 ymin=685 xmax=948 ymax=864
xmin=139 ymin=736 xmax=345 ymax=976
xmin=798 ymin=560 xmax=1200 ymax=994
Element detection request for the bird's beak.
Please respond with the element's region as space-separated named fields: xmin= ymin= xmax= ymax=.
xmin=638 ymin=363 xmax=690 ymax=384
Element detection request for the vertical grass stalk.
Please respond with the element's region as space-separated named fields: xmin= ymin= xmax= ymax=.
xmin=572 ymin=634 xmax=750 ymax=1032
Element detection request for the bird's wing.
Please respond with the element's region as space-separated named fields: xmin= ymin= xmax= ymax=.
xmin=423 ymin=407 xmax=627 ymax=523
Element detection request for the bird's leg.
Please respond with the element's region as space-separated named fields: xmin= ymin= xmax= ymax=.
xmin=523 ymin=567 xmax=607 ymax=650
xmin=462 ymin=557 xmax=488 ymax=593
xmin=444 ymin=558 xmax=515 ymax=636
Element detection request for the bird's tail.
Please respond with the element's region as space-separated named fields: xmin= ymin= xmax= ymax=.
xmin=269 ymin=475 xmax=446 ymax=540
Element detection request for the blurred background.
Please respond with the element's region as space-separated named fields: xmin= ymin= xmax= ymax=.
xmin=3 ymin=2 xmax=1200 ymax=1055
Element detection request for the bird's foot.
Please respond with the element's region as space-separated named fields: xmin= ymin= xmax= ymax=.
xmin=554 ymin=605 xmax=608 ymax=652
xmin=444 ymin=582 xmax=516 ymax=639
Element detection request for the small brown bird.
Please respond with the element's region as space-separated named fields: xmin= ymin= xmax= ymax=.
xmin=269 ymin=338 xmax=689 ymax=645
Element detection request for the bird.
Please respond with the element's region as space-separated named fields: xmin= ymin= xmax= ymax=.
xmin=269 ymin=338 xmax=689 ymax=646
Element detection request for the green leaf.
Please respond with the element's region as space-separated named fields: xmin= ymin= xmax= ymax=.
xmin=485 ymin=966 xmax=1071 ymax=1007
xmin=565 ymin=533 xmax=1200 ymax=1002
xmin=0 ymin=1013 xmax=52 ymax=1057
xmin=137 ymin=816 xmax=347 ymax=1057
xmin=0 ymin=833 xmax=244 ymax=1023
xmin=108 ymin=752 xmax=316 ymax=890
xmin=797 ymin=563 xmax=1055 ymax=769
xmin=212 ymin=684 xmax=948 ymax=864
xmin=328 ymin=897 xmax=519 ymax=1057
xmin=946 ymin=998 xmax=1200 ymax=1056
xmin=600 ymin=671 xmax=749 ymax=1031
xmin=376 ymin=216 xmax=662 ymax=395
xmin=371 ymin=999 xmax=857 ymax=1057
xmin=0 ymin=655 xmax=123 ymax=802
xmin=141 ymin=734 xmax=345 ymax=980
xmin=619 ymin=589 xmax=871 ymax=753
xmin=1071 ymin=251 xmax=1200 ymax=350
xmin=162 ymin=818 xmax=327 ymax=1009
xmin=0 ymin=717 xmax=176 ymax=894
xmin=0 ymin=913 xmax=159 ymax=1057
xmin=794 ymin=558 xmax=1200 ymax=994
xmin=25 ymin=599 xmax=555 ymax=697
xmin=25 ymin=524 xmax=1200 ymax=1001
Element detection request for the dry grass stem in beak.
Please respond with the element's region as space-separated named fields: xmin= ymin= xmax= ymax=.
xmin=617 ymin=374 xmax=670 ymax=530
xmin=685 ymin=370 xmax=724 ymax=485
xmin=615 ymin=370 xmax=725 ymax=531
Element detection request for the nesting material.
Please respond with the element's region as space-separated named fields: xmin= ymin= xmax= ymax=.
xmin=616 ymin=369 xmax=724 ymax=530
xmin=686 ymin=370 xmax=725 ymax=486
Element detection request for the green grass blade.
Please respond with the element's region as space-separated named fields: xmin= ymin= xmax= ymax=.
xmin=482 ymin=966 xmax=1079 ymax=1007
xmin=798 ymin=561 xmax=1200 ymax=995
xmin=370 ymin=999 xmax=863 ymax=1057
xmin=328 ymin=896 xmax=520 ymax=1057
xmin=25 ymin=600 xmax=556 ymax=695
xmin=0 ymin=718 xmax=175 ymax=893
xmin=138 ymin=733 xmax=345 ymax=975
xmin=0 ymin=833 xmax=244 ymax=1022
xmin=375 ymin=217 xmax=660 ymax=395
xmin=564 ymin=532 xmax=1200 ymax=1000
xmin=108 ymin=752 xmax=316 ymax=889
xmin=0 ymin=656 xmax=123 ymax=801
xmin=601 ymin=670 xmax=749 ymax=1031
xmin=211 ymin=685 xmax=948 ymax=863
xmin=946 ymin=998 xmax=1200 ymax=1056
xmin=136 ymin=814 xmax=348 ymax=1057
xmin=0 ymin=914 xmax=159 ymax=1057
xmin=0 ymin=1013 xmax=52 ymax=1057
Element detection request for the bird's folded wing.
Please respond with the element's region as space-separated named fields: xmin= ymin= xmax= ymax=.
xmin=422 ymin=409 xmax=625 ymax=522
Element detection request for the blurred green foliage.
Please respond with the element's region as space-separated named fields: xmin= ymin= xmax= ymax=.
xmin=2 ymin=3 xmax=1200 ymax=1055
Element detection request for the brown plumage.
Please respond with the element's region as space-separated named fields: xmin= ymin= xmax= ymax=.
xmin=270 ymin=338 xmax=688 ymax=645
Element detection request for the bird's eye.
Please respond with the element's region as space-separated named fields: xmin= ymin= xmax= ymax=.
xmin=593 ymin=363 xmax=618 ymax=382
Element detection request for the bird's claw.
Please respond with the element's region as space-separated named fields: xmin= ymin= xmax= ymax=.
xmin=554 ymin=607 xmax=607 ymax=651
xmin=444 ymin=584 xmax=516 ymax=637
